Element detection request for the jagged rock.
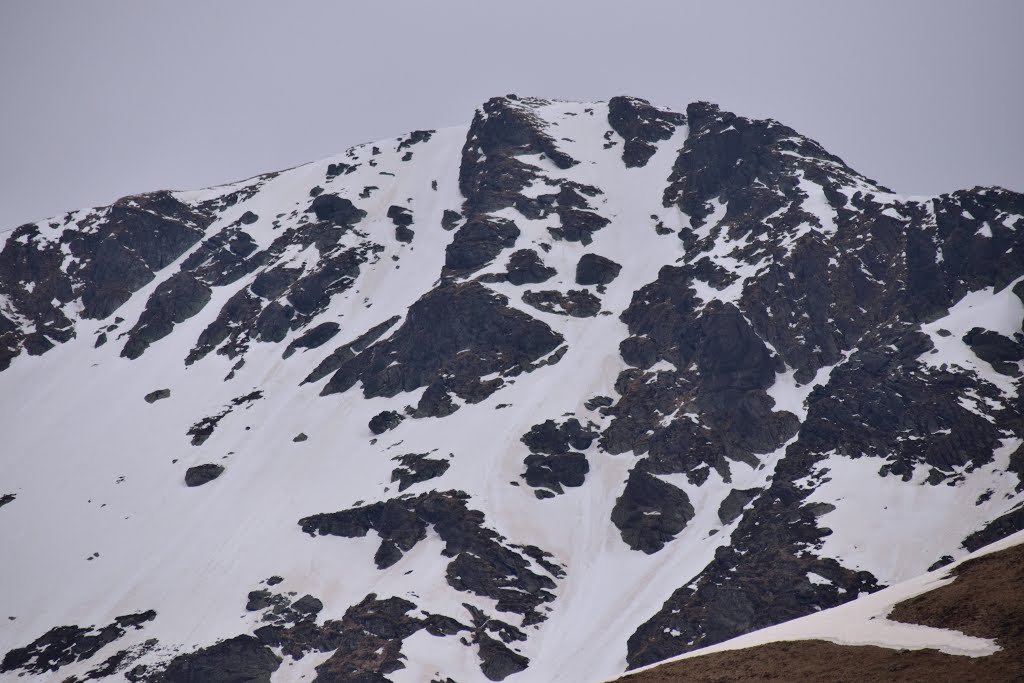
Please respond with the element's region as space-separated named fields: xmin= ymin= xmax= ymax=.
xmin=307 ymin=194 xmax=366 ymax=226
xmin=144 ymin=389 xmax=171 ymax=404
xmin=391 ymin=453 xmax=451 ymax=491
xmin=161 ymin=635 xmax=280 ymax=683
xmin=250 ymin=265 xmax=303 ymax=300
xmin=292 ymin=433 xmax=308 ymax=443
xmin=607 ymin=96 xmax=686 ymax=168
xmin=299 ymin=490 xmax=560 ymax=624
xmin=290 ymin=595 xmax=323 ymax=616
xmin=282 ymin=322 xmax=340 ymax=359
xmin=387 ymin=205 xmax=413 ymax=227
xmin=0 ymin=610 xmax=155 ymax=676
xmin=444 ymin=217 xmax=521 ymax=274
xmin=326 ymin=162 xmax=356 ymax=178
xmin=246 ymin=590 xmax=283 ymax=612
xmin=963 ymin=327 xmax=1024 ymax=375
xmin=321 ymin=281 xmax=563 ymax=403
xmin=522 ymin=289 xmax=601 ymax=317
xmin=369 ymin=410 xmax=404 ymax=435
xmin=303 ymin=316 xmax=401 ymax=384
xmin=476 ymin=632 xmax=529 ymax=681
xmin=398 ymin=130 xmax=434 ymax=150
xmin=184 ymin=464 xmax=225 ymax=487
xmin=414 ymin=379 xmax=461 ymax=418
xmin=611 ymin=467 xmax=694 ymax=554
xmin=239 ymin=211 xmax=259 ymax=225
xmin=584 ymin=395 xmax=613 ymax=410
xmin=395 ymin=224 xmax=415 ymax=243
xmin=254 ymin=301 xmax=294 ymax=343
xmin=522 ymin=452 xmax=589 ymax=495
xmin=575 ymin=253 xmax=622 ymax=286
xmin=718 ymin=488 xmax=761 ymax=524
xmin=547 ymin=208 xmax=609 ymax=245
xmin=0 ymin=493 xmax=15 ymax=509
xmin=122 ymin=273 xmax=212 ymax=359
xmin=285 ymin=248 xmax=365 ymax=317
xmin=521 ymin=418 xmax=598 ymax=455
xmin=441 ymin=209 xmax=461 ymax=230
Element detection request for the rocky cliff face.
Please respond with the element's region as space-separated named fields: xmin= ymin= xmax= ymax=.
xmin=0 ymin=95 xmax=1021 ymax=683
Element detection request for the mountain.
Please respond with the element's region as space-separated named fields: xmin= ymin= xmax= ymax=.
xmin=0 ymin=94 xmax=1021 ymax=683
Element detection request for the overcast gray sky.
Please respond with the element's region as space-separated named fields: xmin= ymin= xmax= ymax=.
xmin=1 ymin=1 xmax=1021 ymax=230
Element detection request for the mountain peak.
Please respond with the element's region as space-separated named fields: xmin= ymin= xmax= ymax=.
xmin=0 ymin=94 xmax=1021 ymax=682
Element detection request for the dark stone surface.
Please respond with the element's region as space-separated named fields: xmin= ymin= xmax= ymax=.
xmin=144 ymin=389 xmax=171 ymax=404
xmin=160 ymin=635 xmax=280 ymax=683
xmin=611 ymin=467 xmax=695 ymax=554
xmin=521 ymin=418 xmax=598 ymax=455
xmin=321 ymin=281 xmax=564 ymax=404
xmin=282 ymin=322 xmax=340 ymax=359
xmin=397 ymin=129 xmax=434 ymax=150
xmin=607 ymin=96 xmax=686 ymax=168
xmin=441 ymin=209 xmax=461 ymax=231
xmin=718 ymin=488 xmax=761 ymax=524
xmin=184 ymin=464 xmax=225 ymax=487
xmin=0 ymin=610 xmax=155 ymax=676
xmin=963 ymin=327 xmax=1024 ymax=375
xmin=307 ymin=194 xmax=367 ymax=227
xmin=303 ymin=316 xmax=401 ymax=385
xmin=122 ymin=273 xmax=212 ymax=359
xmin=575 ymin=253 xmax=622 ymax=286
xmin=479 ymin=248 xmax=556 ymax=286
xmin=391 ymin=453 xmax=451 ymax=491
xmin=522 ymin=452 xmax=589 ymax=496
xmin=369 ymin=410 xmax=404 ymax=435
xmin=476 ymin=632 xmax=529 ymax=681
xmin=299 ymin=490 xmax=562 ymax=624
xmin=291 ymin=595 xmax=324 ymax=616
xmin=444 ymin=217 xmax=521 ymax=274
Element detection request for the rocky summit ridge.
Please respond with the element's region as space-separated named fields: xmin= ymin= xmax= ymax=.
xmin=0 ymin=94 xmax=1022 ymax=682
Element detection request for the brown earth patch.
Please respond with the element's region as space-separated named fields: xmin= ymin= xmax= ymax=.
xmin=616 ymin=541 xmax=1024 ymax=682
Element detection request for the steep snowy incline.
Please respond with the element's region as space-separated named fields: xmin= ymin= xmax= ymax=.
xmin=0 ymin=95 xmax=1022 ymax=683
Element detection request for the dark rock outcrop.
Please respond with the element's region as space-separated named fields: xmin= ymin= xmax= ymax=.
xmin=184 ymin=464 xmax=225 ymax=487
xmin=122 ymin=273 xmax=212 ymax=359
xmin=607 ymin=96 xmax=686 ymax=168
xmin=522 ymin=452 xmax=589 ymax=496
xmin=369 ymin=410 xmax=404 ymax=435
xmin=144 ymin=389 xmax=171 ymax=404
xmin=306 ymin=194 xmax=367 ymax=227
xmin=299 ymin=490 xmax=562 ymax=624
xmin=611 ymin=468 xmax=695 ymax=554
xmin=575 ymin=253 xmax=622 ymax=286
xmin=321 ymin=281 xmax=564 ymax=404
xmin=160 ymin=635 xmax=280 ymax=683
xmin=0 ymin=610 xmax=156 ymax=676
xmin=391 ymin=453 xmax=451 ymax=491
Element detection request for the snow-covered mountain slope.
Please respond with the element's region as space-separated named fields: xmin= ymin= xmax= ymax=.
xmin=0 ymin=95 xmax=1022 ymax=682
xmin=613 ymin=528 xmax=1024 ymax=682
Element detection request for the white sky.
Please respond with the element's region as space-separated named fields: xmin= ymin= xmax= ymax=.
xmin=1 ymin=0 xmax=1021 ymax=230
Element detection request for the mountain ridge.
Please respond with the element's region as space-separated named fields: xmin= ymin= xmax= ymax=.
xmin=0 ymin=94 xmax=1021 ymax=682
